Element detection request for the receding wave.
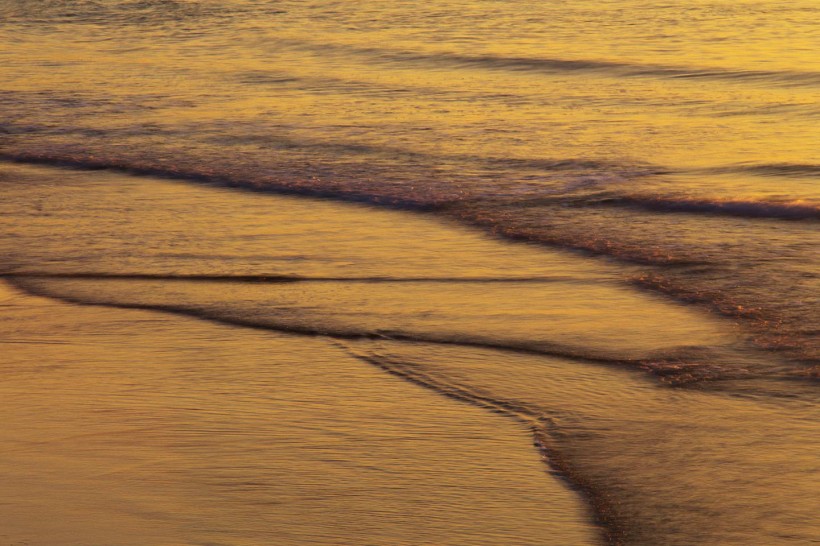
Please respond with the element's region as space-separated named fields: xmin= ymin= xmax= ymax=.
xmin=345 ymin=349 xmax=626 ymax=544
xmin=8 ymin=275 xmax=750 ymax=385
xmin=697 ymin=163 xmax=820 ymax=178
xmin=0 ymin=150 xmax=440 ymax=207
xmin=2 ymin=152 xmax=816 ymax=372
xmin=0 ymin=271 xmax=583 ymax=284
xmin=195 ymin=132 xmax=652 ymax=177
xmin=0 ymin=150 xmax=654 ymax=207
xmin=476 ymin=192 xmax=819 ymax=221
xmin=280 ymin=40 xmax=820 ymax=88
xmin=611 ymin=195 xmax=820 ymax=220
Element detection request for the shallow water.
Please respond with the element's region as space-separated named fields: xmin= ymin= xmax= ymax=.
xmin=1 ymin=1 xmax=818 ymax=544
xmin=1 ymin=0 xmax=817 ymax=370
xmin=1 ymin=166 xmax=817 ymax=544
xmin=1 ymin=282 xmax=602 ymax=545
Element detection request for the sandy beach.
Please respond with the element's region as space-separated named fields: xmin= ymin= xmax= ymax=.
xmin=2 ymin=164 xmax=818 ymax=544
xmin=2 ymin=1 xmax=818 ymax=543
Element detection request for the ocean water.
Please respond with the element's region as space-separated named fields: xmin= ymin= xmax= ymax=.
xmin=0 ymin=1 xmax=818 ymax=544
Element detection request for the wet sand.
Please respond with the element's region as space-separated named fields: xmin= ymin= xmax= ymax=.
xmin=0 ymin=281 xmax=600 ymax=545
xmin=1 ymin=163 xmax=818 ymax=544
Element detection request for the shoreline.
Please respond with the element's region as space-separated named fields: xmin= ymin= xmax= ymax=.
xmin=1 ymin=163 xmax=817 ymax=544
xmin=0 ymin=278 xmax=601 ymax=545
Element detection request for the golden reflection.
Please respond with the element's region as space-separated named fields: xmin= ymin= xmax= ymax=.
xmin=1 ymin=1 xmax=818 ymax=544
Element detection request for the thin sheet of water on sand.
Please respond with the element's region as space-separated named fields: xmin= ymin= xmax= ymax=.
xmin=0 ymin=282 xmax=599 ymax=545
xmin=1 ymin=164 xmax=817 ymax=544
